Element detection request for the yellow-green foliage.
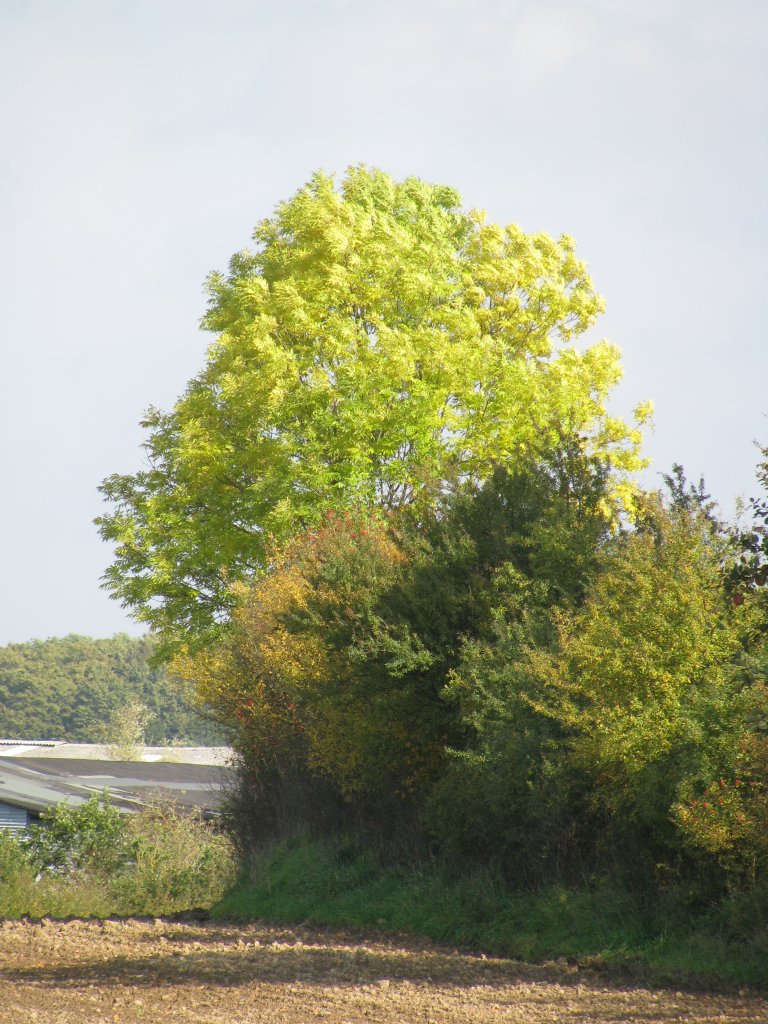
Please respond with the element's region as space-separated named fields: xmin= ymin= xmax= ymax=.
xmin=98 ymin=167 xmax=650 ymax=656
xmin=527 ymin=500 xmax=749 ymax=806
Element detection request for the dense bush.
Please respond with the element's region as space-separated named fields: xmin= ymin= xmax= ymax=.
xmin=0 ymin=798 xmax=236 ymax=918
xmin=171 ymin=449 xmax=768 ymax=910
xmin=111 ymin=802 xmax=236 ymax=914
xmin=174 ymin=459 xmax=607 ymax=855
xmin=22 ymin=794 xmax=130 ymax=876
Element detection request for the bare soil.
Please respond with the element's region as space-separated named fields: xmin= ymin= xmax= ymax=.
xmin=0 ymin=917 xmax=765 ymax=1023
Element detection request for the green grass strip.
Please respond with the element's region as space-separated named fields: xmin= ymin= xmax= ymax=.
xmin=212 ymin=834 xmax=768 ymax=990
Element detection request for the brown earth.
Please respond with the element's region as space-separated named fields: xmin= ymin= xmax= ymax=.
xmin=0 ymin=917 xmax=765 ymax=1024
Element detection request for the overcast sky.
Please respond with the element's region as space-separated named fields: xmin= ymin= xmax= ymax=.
xmin=1 ymin=0 xmax=766 ymax=645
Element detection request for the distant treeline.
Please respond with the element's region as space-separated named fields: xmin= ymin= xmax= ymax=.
xmin=0 ymin=634 xmax=226 ymax=745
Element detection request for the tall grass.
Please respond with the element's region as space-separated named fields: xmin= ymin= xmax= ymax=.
xmin=111 ymin=803 xmax=237 ymax=914
xmin=213 ymin=832 xmax=768 ymax=989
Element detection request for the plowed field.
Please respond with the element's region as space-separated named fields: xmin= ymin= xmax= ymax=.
xmin=0 ymin=918 xmax=764 ymax=1023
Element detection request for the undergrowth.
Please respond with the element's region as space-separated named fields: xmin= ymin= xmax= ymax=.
xmin=0 ymin=796 xmax=236 ymax=918
xmin=212 ymin=832 xmax=768 ymax=989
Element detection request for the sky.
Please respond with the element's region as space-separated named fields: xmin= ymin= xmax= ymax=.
xmin=1 ymin=0 xmax=766 ymax=645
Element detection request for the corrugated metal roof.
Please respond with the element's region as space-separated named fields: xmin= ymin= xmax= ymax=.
xmin=0 ymin=757 xmax=234 ymax=816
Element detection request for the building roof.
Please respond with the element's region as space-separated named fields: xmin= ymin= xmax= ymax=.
xmin=0 ymin=756 xmax=234 ymax=816
xmin=0 ymin=740 xmax=232 ymax=765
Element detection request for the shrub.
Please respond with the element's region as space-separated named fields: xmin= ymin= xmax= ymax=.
xmin=111 ymin=802 xmax=237 ymax=915
xmin=22 ymin=793 xmax=130 ymax=876
xmin=0 ymin=798 xmax=236 ymax=919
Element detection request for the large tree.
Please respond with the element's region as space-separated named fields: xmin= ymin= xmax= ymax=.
xmin=98 ymin=167 xmax=650 ymax=656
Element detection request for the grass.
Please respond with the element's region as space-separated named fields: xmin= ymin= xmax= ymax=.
xmin=212 ymin=833 xmax=768 ymax=989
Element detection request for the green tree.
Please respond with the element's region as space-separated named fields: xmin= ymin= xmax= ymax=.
xmin=97 ymin=166 xmax=650 ymax=657
xmin=105 ymin=700 xmax=153 ymax=761
xmin=423 ymin=460 xmax=611 ymax=877
xmin=0 ymin=634 xmax=223 ymax=745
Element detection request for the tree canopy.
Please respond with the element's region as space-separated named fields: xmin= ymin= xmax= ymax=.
xmin=98 ymin=167 xmax=651 ymax=656
xmin=0 ymin=634 xmax=223 ymax=745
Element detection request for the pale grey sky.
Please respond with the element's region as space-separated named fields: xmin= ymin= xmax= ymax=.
xmin=1 ymin=0 xmax=766 ymax=644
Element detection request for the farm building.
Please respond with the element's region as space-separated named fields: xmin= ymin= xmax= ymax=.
xmin=0 ymin=740 xmax=234 ymax=832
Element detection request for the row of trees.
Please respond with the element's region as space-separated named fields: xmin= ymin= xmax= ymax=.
xmin=0 ymin=634 xmax=222 ymax=745
xmin=97 ymin=167 xmax=768 ymax=890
